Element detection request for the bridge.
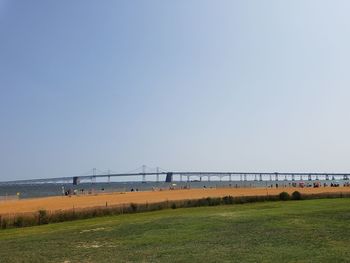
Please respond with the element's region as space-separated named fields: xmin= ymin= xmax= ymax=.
xmin=0 ymin=166 xmax=349 ymax=185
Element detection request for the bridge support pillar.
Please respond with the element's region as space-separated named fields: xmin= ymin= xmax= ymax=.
xmin=165 ymin=172 xmax=173 ymax=183
xmin=229 ymin=174 xmax=232 ymax=182
xmin=73 ymin=176 xmax=80 ymax=185
xmin=259 ymin=174 xmax=262 ymax=181
xmin=254 ymin=174 xmax=257 ymax=181
xmin=291 ymin=174 xmax=295 ymax=181
xmin=244 ymin=174 xmax=247 ymax=181
xmin=275 ymin=173 xmax=278 ymax=181
xmin=326 ymin=174 xmax=329 ymax=180
xmin=308 ymin=174 xmax=312 ymax=181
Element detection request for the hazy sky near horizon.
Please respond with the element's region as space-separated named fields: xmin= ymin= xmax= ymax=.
xmin=1 ymin=0 xmax=350 ymax=180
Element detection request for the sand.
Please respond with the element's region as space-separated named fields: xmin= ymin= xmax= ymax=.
xmin=1 ymin=187 xmax=350 ymax=215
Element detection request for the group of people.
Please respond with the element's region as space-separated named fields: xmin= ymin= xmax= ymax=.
xmin=263 ymin=181 xmax=349 ymax=188
xmin=293 ymin=181 xmax=347 ymax=188
xmin=61 ymin=187 xmax=106 ymax=196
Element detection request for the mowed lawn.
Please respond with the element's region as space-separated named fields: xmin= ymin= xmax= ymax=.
xmin=1 ymin=199 xmax=350 ymax=263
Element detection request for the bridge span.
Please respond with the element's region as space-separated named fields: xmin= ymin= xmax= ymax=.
xmin=1 ymin=171 xmax=349 ymax=185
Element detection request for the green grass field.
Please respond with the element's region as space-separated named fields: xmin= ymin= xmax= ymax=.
xmin=1 ymin=198 xmax=350 ymax=263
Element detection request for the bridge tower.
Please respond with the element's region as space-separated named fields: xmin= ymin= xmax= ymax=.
xmin=107 ymin=169 xmax=111 ymax=183
xmin=91 ymin=168 xmax=97 ymax=183
xmin=156 ymin=167 xmax=160 ymax=183
xmin=142 ymin=165 xmax=146 ymax=182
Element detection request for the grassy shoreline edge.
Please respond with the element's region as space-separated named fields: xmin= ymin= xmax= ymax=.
xmin=1 ymin=191 xmax=350 ymax=229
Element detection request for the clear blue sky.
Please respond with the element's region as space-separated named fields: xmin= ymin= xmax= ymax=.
xmin=1 ymin=0 xmax=350 ymax=180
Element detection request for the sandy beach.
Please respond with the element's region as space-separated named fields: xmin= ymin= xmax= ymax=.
xmin=1 ymin=187 xmax=350 ymax=215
